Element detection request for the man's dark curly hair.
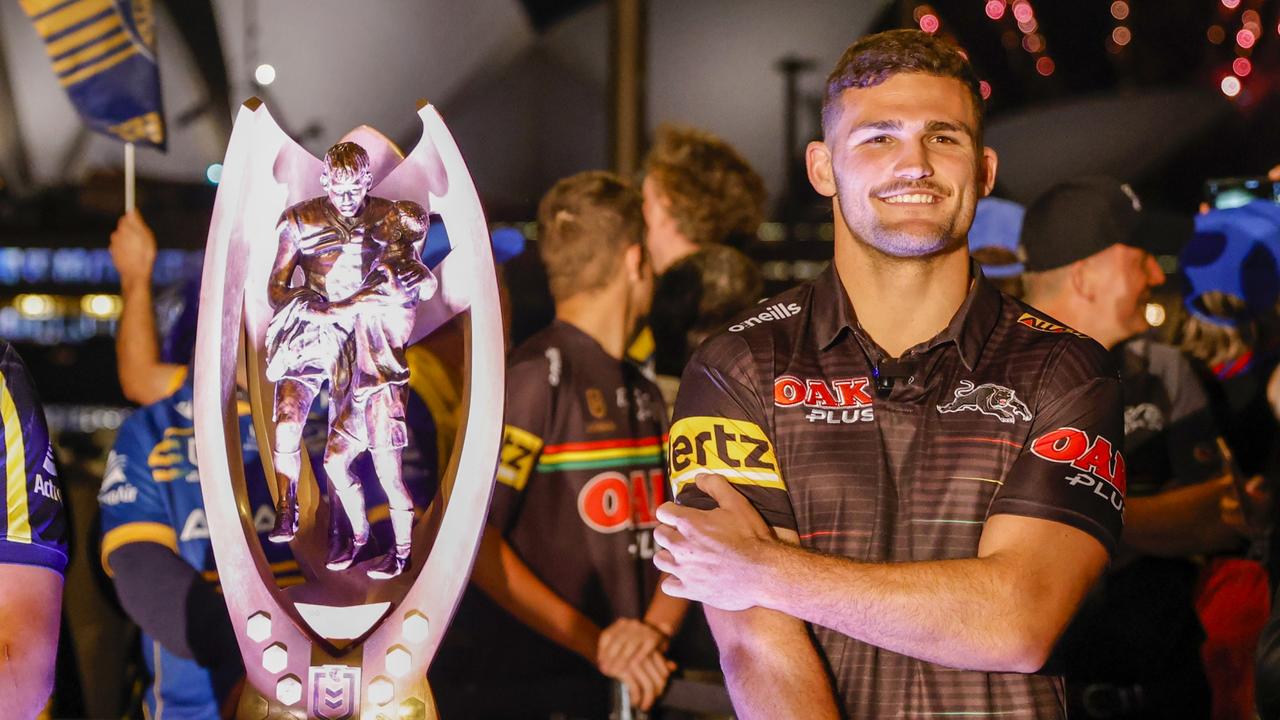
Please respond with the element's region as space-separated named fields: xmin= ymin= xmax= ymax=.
xmin=822 ymin=29 xmax=985 ymax=143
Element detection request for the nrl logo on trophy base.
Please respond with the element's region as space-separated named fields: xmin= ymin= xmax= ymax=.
xmin=194 ymin=98 xmax=503 ymax=718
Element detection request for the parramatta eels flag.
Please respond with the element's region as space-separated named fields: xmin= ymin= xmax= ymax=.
xmin=20 ymin=0 xmax=166 ymax=150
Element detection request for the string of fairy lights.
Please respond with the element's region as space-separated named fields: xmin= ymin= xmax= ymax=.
xmin=910 ymin=0 xmax=1276 ymax=102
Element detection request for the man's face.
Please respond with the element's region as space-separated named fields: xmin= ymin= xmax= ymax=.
xmin=808 ymin=73 xmax=996 ymax=258
xmin=322 ymin=169 xmax=371 ymax=217
xmin=642 ymin=175 xmax=681 ymax=273
xmin=1083 ymin=243 xmax=1166 ymax=343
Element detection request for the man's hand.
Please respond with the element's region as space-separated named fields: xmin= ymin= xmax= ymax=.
xmin=597 ymin=617 xmax=667 ymax=678
xmin=1220 ymin=474 xmax=1270 ymax=537
xmin=615 ymin=648 xmax=675 ymax=712
xmin=653 ymin=473 xmax=774 ymax=611
xmin=109 ymin=211 xmax=157 ymax=292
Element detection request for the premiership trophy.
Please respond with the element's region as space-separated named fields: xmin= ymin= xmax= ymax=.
xmin=193 ymin=98 xmax=503 ymax=719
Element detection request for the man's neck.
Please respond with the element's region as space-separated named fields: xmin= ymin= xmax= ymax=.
xmin=1025 ymin=295 xmax=1119 ymax=350
xmin=556 ymin=284 xmax=632 ymax=360
xmin=652 ymin=234 xmax=699 ymax=275
xmin=834 ymin=233 xmax=971 ymax=359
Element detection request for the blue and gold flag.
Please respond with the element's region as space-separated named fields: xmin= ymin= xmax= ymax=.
xmin=21 ymin=0 xmax=166 ymax=150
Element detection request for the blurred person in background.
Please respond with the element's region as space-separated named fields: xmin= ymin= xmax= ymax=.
xmin=649 ymin=244 xmax=763 ymax=410
xmin=1176 ymin=200 xmax=1280 ymax=720
xmin=968 ymin=196 xmax=1025 ymax=297
xmin=1021 ymin=177 xmax=1250 ymax=719
xmin=109 ymin=210 xmax=188 ymax=405
xmin=0 ymin=341 xmax=68 ymax=718
xmin=641 ymin=124 xmax=767 ymax=274
xmin=436 ymin=171 xmax=685 ymax=718
xmin=629 ymin=124 xmax=768 ymax=371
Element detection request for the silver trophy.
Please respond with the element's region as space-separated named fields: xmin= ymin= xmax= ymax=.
xmin=194 ymin=98 xmax=503 ymax=719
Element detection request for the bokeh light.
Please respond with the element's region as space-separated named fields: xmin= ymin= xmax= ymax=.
xmin=985 ymin=0 xmax=1005 ymax=20
xmin=1222 ymin=0 xmax=1241 ymax=9
xmin=1208 ymin=25 xmax=1226 ymax=44
xmin=1022 ymin=34 xmax=1044 ymax=53
xmin=1112 ymin=26 xmax=1132 ymax=46
xmin=919 ymin=14 xmax=940 ymax=34
xmin=1012 ymin=1 xmax=1034 ymax=23
xmin=1035 ymin=56 xmax=1055 ymax=76
xmin=206 ymin=163 xmax=223 ymax=185
xmin=1110 ymin=1 xmax=1129 ymax=20
xmin=1234 ymin=57 xmax=1252 ymax=76
xmin=979 ymin=80 xmax=992 ymax=100
xmin=1237 ymin=28 xmax=1256 ymax=48
xmin=1221 ymin=75 xmax=1242 ymax=97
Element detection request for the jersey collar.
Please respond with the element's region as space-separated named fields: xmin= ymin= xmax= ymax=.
xmin=812 ymin=259 xmax=1002 ymax=371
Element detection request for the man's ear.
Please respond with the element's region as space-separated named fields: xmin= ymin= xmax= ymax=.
xmin=806 ymin=141 xmax=837 ymax=198
xmin=319 ymin=171 xmax=330 ymax=190
xmin=1069 ymin=259 xmax=1095 ymax=301
xmin=625 ymin=242 xmax=644 ymax=282
xmin=980 ymin=146 xmax=998 ymax=198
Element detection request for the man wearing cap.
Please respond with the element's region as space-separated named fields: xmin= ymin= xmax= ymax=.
xmin=1021 ymin=176 xmax=1246 ymax=718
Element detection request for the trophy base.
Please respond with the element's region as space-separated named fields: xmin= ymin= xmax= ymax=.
xmin=236 ymin=670 xmax=437 ymax=720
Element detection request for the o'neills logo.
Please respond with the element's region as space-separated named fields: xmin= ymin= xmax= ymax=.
xmin=729 ymin=302 xmax=802 ymax=332
xmin=774 ymin=375 xmax=874 ymax=424
xmin=1030 ymin=426 xmax=1126 ymax=510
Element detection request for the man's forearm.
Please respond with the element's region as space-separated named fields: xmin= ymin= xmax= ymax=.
xmin=1123 ymin=480 xmax=1240 ymax=557
xmin=706 ymin=604 xmax=839 ymax=720
xmin=749 ymin=526 xmax=1102 ymax=673
xmin=116 ymin=279 xmax=182 ymax=404
xmin=642 ymin=578 xmax=689 ymax=637
xmin=471 ymin=529 xmax=601 ymax=664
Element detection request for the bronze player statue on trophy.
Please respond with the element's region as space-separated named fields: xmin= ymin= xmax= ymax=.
xmin=263 ymin=141 xmax=435 ymax=579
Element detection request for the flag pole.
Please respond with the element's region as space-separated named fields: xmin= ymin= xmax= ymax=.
xmin=124 ymin=142 xmax=136 ymax=212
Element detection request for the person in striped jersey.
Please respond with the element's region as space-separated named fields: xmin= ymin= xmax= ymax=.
xmin=439 ymin=171 xmax=686 ymax=717
xmin=0 ymin=340 xmax=68 ymax=717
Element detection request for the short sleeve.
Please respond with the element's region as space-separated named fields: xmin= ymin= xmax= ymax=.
xmin=669 ymin=334 xmax=796 ymax=532
xmin=489 ymin=353 xmax=553 ymax=533
xmin=990 ymin=340 xmax=1125 ymax=554
xmin=99 ymin=417 xmax=178 ymax=575
xmin=0 ymin=345 xmax=68 ymax=573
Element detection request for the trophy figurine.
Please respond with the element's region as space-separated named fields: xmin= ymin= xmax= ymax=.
xmin=263 ymin=141 xmax=437 ymax=579
xmin=193 ymin=98 xmax=503 ymax=718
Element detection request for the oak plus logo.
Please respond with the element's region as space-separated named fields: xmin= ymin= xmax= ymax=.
xmin=774 ymin=374 xmax=874 ymax=424
xmin=1030 ymin=427 xmax=1126 ymax=511
xmin=937 ymin=381 xmax=1031 ymax=424
xmin=729 ymin=302 xmax=802 ymax=332
xmin=578 ymin=469 xmax=667 ymax=558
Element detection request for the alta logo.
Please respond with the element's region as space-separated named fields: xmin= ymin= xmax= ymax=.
xmin=729 ymin=302 xmax=802 ymax=332
xmin=1030 ymin=427 xmax=1126 ymax=510
xmin=774 ymin=375 xmax=874 ymax=424
xmin=1016 ymin=312 xmax=1089 ymax=339
xmin=577 ymin=468 xmax=666 ymax=534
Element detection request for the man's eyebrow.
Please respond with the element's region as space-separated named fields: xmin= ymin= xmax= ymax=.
xmin=925 ymin=119 xmax=974 ymax=136
xmin=851 ymin=119 xmax=902 ymax=134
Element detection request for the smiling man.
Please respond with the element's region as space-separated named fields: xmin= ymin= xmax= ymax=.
xmin=653 ymin=30 xmax=1124 ymax=718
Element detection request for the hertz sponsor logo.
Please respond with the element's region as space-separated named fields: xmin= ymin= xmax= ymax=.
xmin=1030 ymin=426 xmax=1126 ymax=511
xmin=668 ymin=416 xmax=784 ymax=495
xmin=729 ymin=302 xmax=802 ymax=332
xmin=1016 ymin=312 xmax=1089 ymax=339
xmin=497 ymin=425 xmax=543 ymax=491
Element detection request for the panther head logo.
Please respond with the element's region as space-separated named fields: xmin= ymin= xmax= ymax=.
xmin=937 ymin=381 xmax=1032 ymax=424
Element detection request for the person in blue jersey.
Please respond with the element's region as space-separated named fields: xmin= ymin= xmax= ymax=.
xmin=0 ymin=340 xmax=68 ymax=717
